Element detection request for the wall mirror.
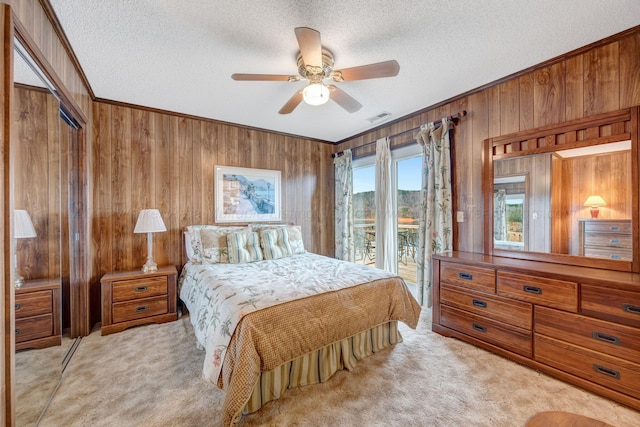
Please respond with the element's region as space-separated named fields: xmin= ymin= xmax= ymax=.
xmin=484 ymin=107 xmax=639 ymax=272
xmin=12 ymin=35 xmax=80 ymax=425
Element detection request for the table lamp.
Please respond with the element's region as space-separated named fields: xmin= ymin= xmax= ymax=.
xmin=134 ymin=209 xmax=167 ymax=273
xmin=14 ymin=210 xmax=37 ymax=287
xmin=584 ymin=195 xmax=606 ymax=218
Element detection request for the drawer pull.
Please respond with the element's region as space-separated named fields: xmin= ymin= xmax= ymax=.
xmin=622 ymin=303 xmax=640 ymax=315
xmin=609 ymin=226 xmax=620 ymax=231
xmin=472 ymin=299 xmax=487 ymax=308
xmin=14 ymin=303 xmax=21 ymax=310
xmin=15 ymin=328 xmax=20 ymax=335
xmin=458 ymin=272 xmax=472 ymax=280
xmin=471 ymin=323 xmax=487 ymax=333
xmin=134 ymin=286 xmax=148 ymax=292
xmin=610 ymin=239 xmax=620 ymax=245
xmin=523 ymin=285 xmax=542 ymax=294
xmin=592 ymin=331 xmax=620 ymax=346
xmin=610 ymin=254 xmax=621 ymax=260
xmin=593 ymin=364 xmax=620 ymax=380
xmin=135 ymin=305 xmax=149 ymax=312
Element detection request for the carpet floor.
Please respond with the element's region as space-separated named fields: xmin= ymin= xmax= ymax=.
xmin=37 ymin=309 xmax=640 ymax=427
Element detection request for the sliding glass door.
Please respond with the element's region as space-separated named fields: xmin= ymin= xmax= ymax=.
xmin=353 ymin=165 xmax=376 ymax=265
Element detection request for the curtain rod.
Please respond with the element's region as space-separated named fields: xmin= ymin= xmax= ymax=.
xmin=332 ymin=110 xmax=467 ymax=158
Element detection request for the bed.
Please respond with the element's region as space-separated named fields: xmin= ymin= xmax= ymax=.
xmin=178 ymin=224 xmax=421 ymax=426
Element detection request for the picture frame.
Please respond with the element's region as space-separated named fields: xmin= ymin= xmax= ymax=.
xmin=214 ymin=165 xmax=282 ymax=223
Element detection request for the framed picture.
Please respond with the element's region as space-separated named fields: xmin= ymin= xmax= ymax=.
xmin=214 ymin=165 xmax=282 ymax=223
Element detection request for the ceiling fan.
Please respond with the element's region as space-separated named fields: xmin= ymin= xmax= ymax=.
xmin=231 ymin=27 xmax=400 ymax=114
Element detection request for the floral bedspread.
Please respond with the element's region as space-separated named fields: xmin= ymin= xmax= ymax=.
xmin=178 ymin=252 xmax=398 ymax=385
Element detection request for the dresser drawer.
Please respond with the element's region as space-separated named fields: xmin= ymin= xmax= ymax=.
xmin=584 ymin=233 xmax=632 ymax=249
xmin=497 ymin=271 xmax=578 ymax=312
xmin=584 ymin=221 xmax=632 ymax=234
xmin=535 ymin=334 xmax=640 ymax=400
xmin=112 ymin=296 xmax=168 ymax=323
xmin=112 ymin=276 xmax=167 ymax=303
xmin=583 ymin=246 xmax=632 ymax=261
xmin=15 ymin=314 xmax=53 ymax=343
xmin=440 ymin=261 xmax=495 ymax=293
xmin=535 ymin=306 xmax=640 ymax=362
xmin=14 ymin=290 xmax=52 ymax=319
xmin=441 ymin=282 xmax=532 ymax=330
xmin=440 ymin=305 xmax=531 ymax=357
xmin=582 ymin=285 xmax=640 ymax=328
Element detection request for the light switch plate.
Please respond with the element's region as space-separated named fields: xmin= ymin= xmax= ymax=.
xmin=456 ymin=211 xmax=464 ymax=222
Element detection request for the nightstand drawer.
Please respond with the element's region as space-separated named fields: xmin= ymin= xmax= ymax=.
xmin=535 ymin=334 xmax=640 ymax=400
xmin=112 ymin=276 xmax=167 ymax=302
xmin=584 ymin=221 xmax=632 ymax=234
xmin=112 ymin=296 xmax=168 ymax=323
xmin=441 ymin=282 xmax=532 ymax=330
xmin=440 ymin=305 xmax=531 ymax=357
xmin=536 ymin=306 xmax=640 ymax=362
xmin=582 ymin=285 xmax=640 ymax=328
xmin=15 ymin=314 xmax=53 ymax=343
xmin=15 ymin=290 xmax=52 ymax=319
xmin=497 ymin=271 xmax=578 ymax=312
xmin=584 ymin=233 xmax=632 ymax=249
xmin=583 ymin=246 xmax=632 ymax=261
xmin=440 ymin=261 xmax=495 ymax=293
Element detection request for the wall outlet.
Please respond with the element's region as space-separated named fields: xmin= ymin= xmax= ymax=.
xmin=456 ymin=211 xmax=464 ymax=222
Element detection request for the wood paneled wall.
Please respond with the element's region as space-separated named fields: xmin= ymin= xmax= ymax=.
xmin=335 ymin=28 xmax=640 ymax=254
xmin=13 ymin=86 xmax=63 ymax=281
xmin=90 ymin=102 xmax=335 ymax=323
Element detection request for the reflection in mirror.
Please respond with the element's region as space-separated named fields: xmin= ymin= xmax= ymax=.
xmin=493 ymin=141 xmax=632 ymax=261
xmin=12 ymin=36 xmax=77 ymax=425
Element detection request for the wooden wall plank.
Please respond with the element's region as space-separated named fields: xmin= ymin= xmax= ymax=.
xmin=619 ymin=32 xmax=640 ymax=109
xmin=500 ymin=80 xmax=520 ymax=135
xmin=534 ymin=62 xmax=566 ymax=127
xmin=110 ymin=105 xmax=132 ymax=271
xmin=584 ymin=42 xmax=620 ymax=116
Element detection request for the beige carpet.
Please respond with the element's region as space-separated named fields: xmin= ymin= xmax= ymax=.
xmin=38 ymin=310 xmax=640 ymax=427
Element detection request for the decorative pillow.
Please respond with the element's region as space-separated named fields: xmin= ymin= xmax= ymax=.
xmin=186 ymin=225 xmax=247 ymax=263
xmin=251 ymin=224 xmax=305 ymax=254
xmin=227 ymin=231 xmax=263 ymax=264
xmin=260 ymin=228 xmax=293 ymax=260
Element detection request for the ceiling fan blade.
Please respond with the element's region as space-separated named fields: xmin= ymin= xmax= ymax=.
xmin=232 ymin=73 xmax=298 ymax=82
xmin=332 ymin=60 xmax=400 ymax=81
xmin=328 ymin=85 xmax=362 ymax=113
xmin=278 ymin=90 xmax=304 ymax=114
xmin=294 ymin=27 xmax=322 ymax=68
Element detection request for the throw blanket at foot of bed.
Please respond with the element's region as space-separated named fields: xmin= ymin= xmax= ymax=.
xmin=219 ymin=275 xmax=419 ymax=425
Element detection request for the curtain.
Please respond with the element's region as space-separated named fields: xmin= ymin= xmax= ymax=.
xmin=375 ymin=137 xmax=396 ymax=273
xmin=494 ymin=189 xmax=507 ymax=241
xmin=416 ymin=119 xmax=453 ymax=307
xmin=334 ymin=149 xmax=354 ymax=261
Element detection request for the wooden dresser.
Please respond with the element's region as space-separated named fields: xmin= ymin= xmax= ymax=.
xmin=15 ymin=278 xmax=62 ymax=350
xmin=432 ymin=252 xmax=640 ymax=411
xmin=100 ymin=265 xmax=178 ymax=335
xmin=578 ymin=219 xmax=632 ymax=261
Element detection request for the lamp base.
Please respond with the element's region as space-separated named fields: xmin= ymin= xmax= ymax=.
xmin=590 ymin=208 xmax=600 ymax=218
xmin=142 ymin=259 xmax=158 ymax=273
xmin=14 ymin=274 xmax=24 ymax=288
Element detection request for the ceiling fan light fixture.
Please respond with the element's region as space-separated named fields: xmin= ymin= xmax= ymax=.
xmin=302 ymin=82 xmax=330 ymax=106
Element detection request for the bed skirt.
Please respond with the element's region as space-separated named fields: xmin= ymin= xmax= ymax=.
xmin=242 ymin=321 xmax=401 ymax=414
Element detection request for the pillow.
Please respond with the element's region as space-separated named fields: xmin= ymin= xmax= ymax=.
xmin=186 ymin=225 xmax=247 ymax=263
xmin=260 ymin=228 xmax=293 ymax=260
xmin=251 ymin=224 xmax=305 ymax=254
xmin=227 ymin=231 xmax=263 ymax=264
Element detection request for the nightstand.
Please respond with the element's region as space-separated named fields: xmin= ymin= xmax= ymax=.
xmin=100 ymin=265 xmax=177 ymax=335
xmin=15 ymin=278 xmax=62 ymax=350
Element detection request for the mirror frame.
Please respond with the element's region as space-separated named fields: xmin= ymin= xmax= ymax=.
xmin=3 ymin=5 xmax=91 ymax=424
xmin=483 ymin=106 xmax=640 ymax=273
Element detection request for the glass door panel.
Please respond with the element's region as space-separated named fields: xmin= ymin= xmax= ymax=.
xmin=396 ymin=156 xmax=420 ymax=284
xmin=353 ymin=165 xmax=375 ymax=265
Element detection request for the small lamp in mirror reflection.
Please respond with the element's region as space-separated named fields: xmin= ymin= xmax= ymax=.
xmin=134 ymin=209 xmax=167 ymax=273
xmin=14 ymin=210 xmax=37 ymax=287
xmin=584 ymin=195 xmax=607 ymax=218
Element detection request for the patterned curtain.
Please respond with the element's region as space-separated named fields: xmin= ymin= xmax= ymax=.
xmin=494 ymin=189 xmax=507 ymax=241
xmin=334 ymin=149 xmax=354 ymax=261
xmin=416 ymin=119 xmax=453 ymax=307
xmin=375 ymin=137 xmax=396 ymax=273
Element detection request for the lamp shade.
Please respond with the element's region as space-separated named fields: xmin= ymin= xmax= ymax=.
xmin=584 ymin=195 xmax=607 ymax=207
xmin=134 ymin=209 xmax=166 ymax=233
xmin=302 ymin=83 xmax=330 ymax=106
xmin=14 ymin=210 xmax=36 ymax=238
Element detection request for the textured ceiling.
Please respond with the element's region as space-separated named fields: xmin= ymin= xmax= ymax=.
xmin=49 ymin=1 xmax=640 ymax=143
